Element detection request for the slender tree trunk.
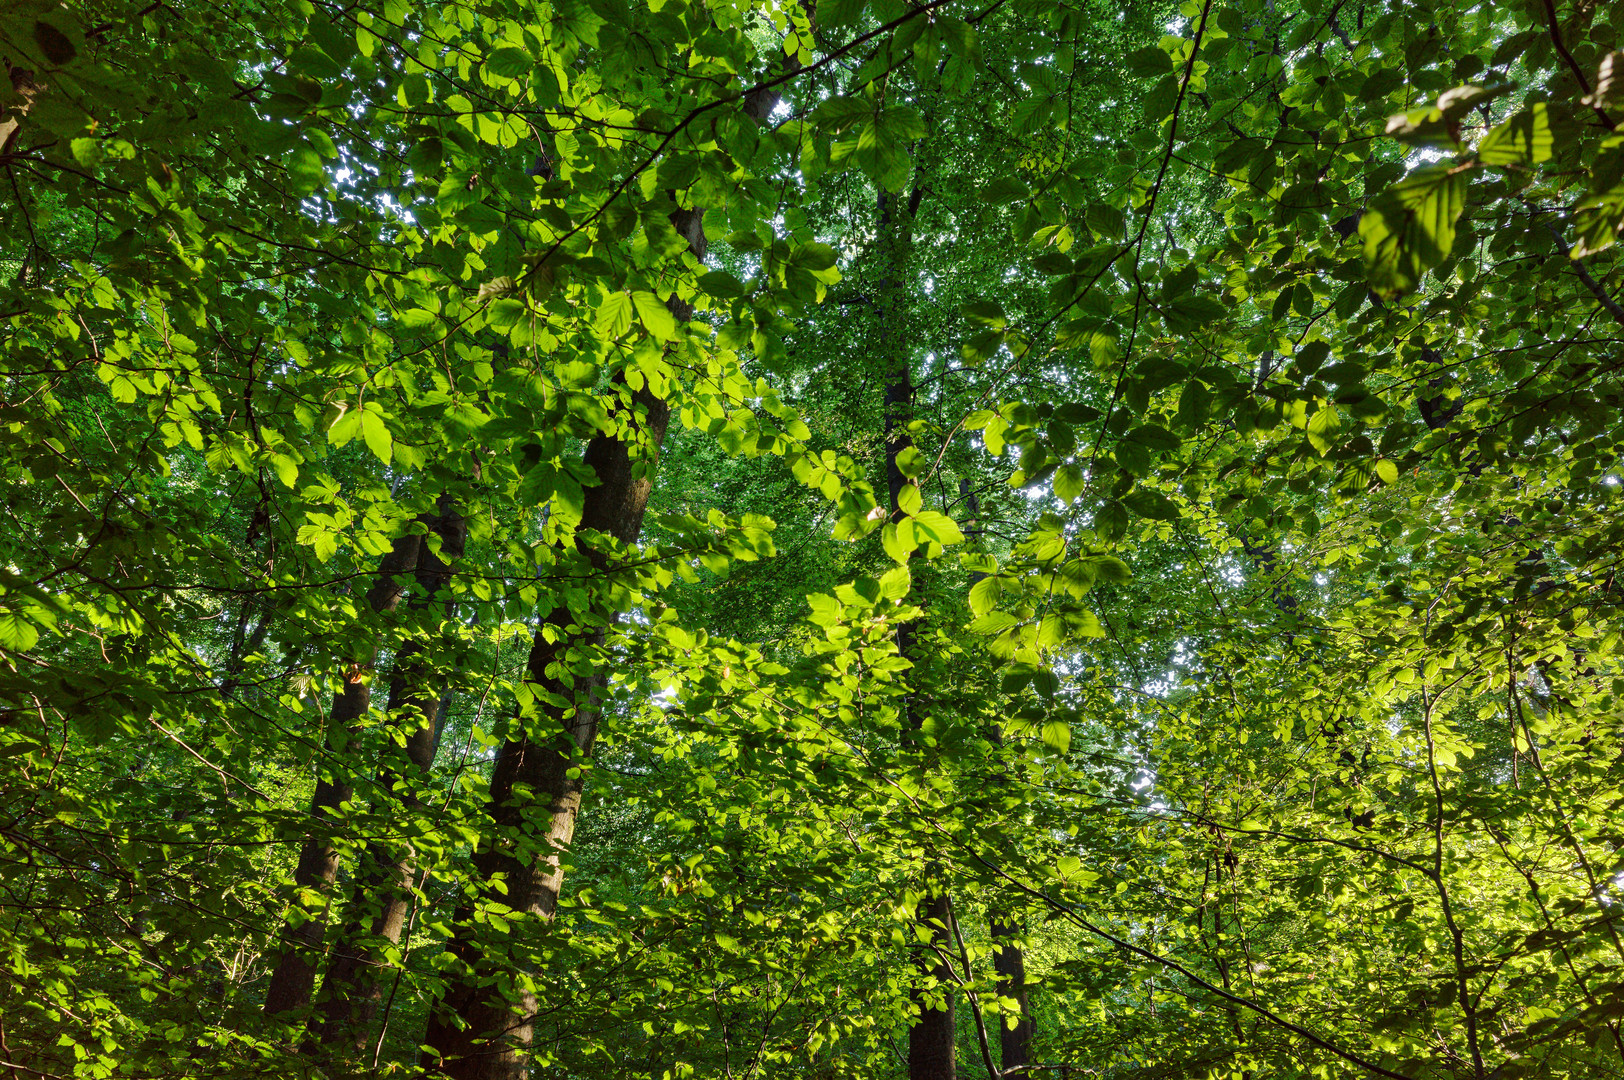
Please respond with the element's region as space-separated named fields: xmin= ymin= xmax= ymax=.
xmin=262 ymin=529 xmax=426 ymax=1020
xmin=875 ymin=184 xmax=956 ymax=1080
xmin=221 ymin=601 xmax=274 ymax=700
xmin=309 ymin=501 xmax=467 ymax=1056
xmin=964 ymin=476 xmax=1034 ymax=1078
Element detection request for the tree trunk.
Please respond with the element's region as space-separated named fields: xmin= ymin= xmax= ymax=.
xmin=309 ymin=501 xmax=467 ymax=1057
xmin=221 ymin=601 xmax=275 ymax=700
xmin=262 ymin=529 xmax=426 ymax=1021
xmin=909 ymin=889 xmax=957 ymax=1080
xmin=876 ymin=184 xmax=956 ymax=1080
xmin=421 ymin=390 xmax=670 ymax=1079
xmin=992 ymin=918 xmax=1033 ymax=1077
xmin=966 ymin=477 xmax=1034 ymax=1078
xmin=419 ymin=48 xmax=791 ymax=1078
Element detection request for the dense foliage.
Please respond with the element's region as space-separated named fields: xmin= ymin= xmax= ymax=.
xmin=3 ymin=0 xmax=1623 ymax=1077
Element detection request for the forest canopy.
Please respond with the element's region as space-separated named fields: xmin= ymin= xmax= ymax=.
xmin=2 ymin=0 xmax=1623 ymax=1077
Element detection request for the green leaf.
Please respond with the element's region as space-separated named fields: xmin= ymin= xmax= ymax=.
xmin=328 ymin=409 xmax=363 ymax=448
xmin=1306 ymin=405 xmax=1342 ymax=455
xmin=1384 ymin=84 xmax=1510 ymax=147
xmin=1165 ymin=294 xmax=1228 ymax=331
xmin=883 ymin=521 xmax=917 ymax=563
xmin=296 ymin=525 xmax=338 ymax=563
xmin=633 ymin=291 xmax=676 ymax=341
xmin=698 ymin=270 xmax=746 ymax=298
xmin=790 ymin=242 xmax=838 ymax=271
xmin=1177 ymin=380 xmax=1210 ymax=428
xmin=1124 ymin=424 xmax=1180 ymax=452
xmin=361 ymin=411 xmax=393 ymax=464
xmin=879 ymin=564 xmax=911 ymax=599
xmin=962 ymin=299 xmax=1007 ymax=327
xmin=1142 ymin=75 xmax=1180 ymax=123
xmin=1360 ymin=67 xmax=1405 ymax=101
xmin=1053 ymin=463 xmax=1085 ymax=505
xmin=1115 ymin=440 xmax=1151 ymax=476
xmin=1375 ymin=459 xmax=1399 ymax=484
xmin=487 ymin=298 xmax=528 ymax=328
xmin=969 ymin=576 xmax=999 ymax=617
xmin=0 ymin=611 xmax=40 ymax=652
xmin=911 ymin=510 xmax=964 ymax=546
xmin=970 ymin=610 xmax=1020 ymax=635
xmin=1572 ymin=190 xmax=1624 ymax=258
xmin=1086 ymin=203 xmax=1125 ymax=239
xmin=807 ymin=593 xmax=842 ymax=626
xmin=485 ymin=47 xmax=531 ymax=79
xmin=1122 ymin=489 xmax=1178 ymax=520
xmin=287 ymin=145 xmax=325 ymax=195
xmin=1215 ymin=137 xmax=1266 ymax=176
xmin=1040 ymin=719 xmax=1071 ymax=754
xmin=1054 ymin=402 xmax=1102 ymax=423
xmin=1478 ymin=104 xmax=1552 ymax=166
xmin=272 ymin=454 xmax=300 ymax=489
xmin=32 ymin=20 xmax=76 ymax=66
xmin=982 ymin=176 xmax=1029 ymax=203
xmin=1589 ymin=50 xmax=1624 ymax=111
xmin=820 ymin=0 xmax=865 ymax=28
xmin=1124 ymin=46 xmax=1173 ymax=78
xmin=70 ymin=137 xmax=102 ymax=168
xmin=596 ymin=292 xmax=635 ymax=338
xmin=897 ymin=483 xmax=923 ymax=517
xmin=811 ymin=95 xmax=873 ymax=131
xmin=1360 ymin=165 xmax=1467 ymax=298
xmin=895 ymin=446 xmax=924 ymax=478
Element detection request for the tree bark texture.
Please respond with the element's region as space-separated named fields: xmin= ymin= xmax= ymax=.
xmin=310 ymin=501 xmax=468 ymax=1057
xmin=992 ymin=918 xmax=1033 ymax=1077
xmin=263 ymin=528 xmax=428 ymax=1020
xmin=421 ymin=392 xmax=670 ymax=1079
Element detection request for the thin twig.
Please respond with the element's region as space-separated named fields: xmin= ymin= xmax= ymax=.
xmin=945 ymin=894 xmax=1003 ymax=1080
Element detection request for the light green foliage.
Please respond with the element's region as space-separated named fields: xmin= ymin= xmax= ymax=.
xmin=2 ymin=0 xmax=1623 ymax=1076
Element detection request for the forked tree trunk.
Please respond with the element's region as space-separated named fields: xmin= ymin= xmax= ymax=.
xmin=309 ymin=501 xmax=467 ymax=1057
xmin=262 ymin=529 xmax=426 ymax=1020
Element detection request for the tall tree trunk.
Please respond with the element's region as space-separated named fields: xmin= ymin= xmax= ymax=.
xmin=964 ymin=476 xmax=1034 ymax=1078
xmin=876 ymin=184 xmax=956 ymax=1080
xmin=262 ymin=529 xmax=427 ymax=1020
xmin=908 ymin=889 xmax=957 ymax=1080
xmin=419 ymin=43 xmax=794 ymax=1077
xmin=421 ymin=389 xmax=670 ymax=1079
xmin=991 ymin=918 xmax=1033 ymax=1077
xmin=309 ymin=500 xmax=467 ymax=1057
